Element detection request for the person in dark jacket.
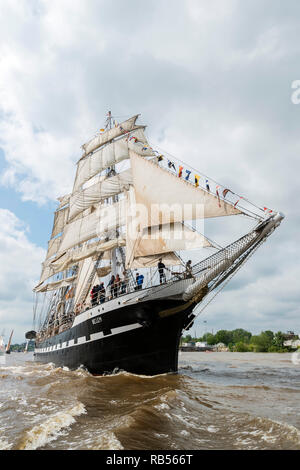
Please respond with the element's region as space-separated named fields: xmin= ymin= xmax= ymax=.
xmin=91 ymin=285 xmax=98 ymax=306
xmin=98 ymin=282 xmax=106 ymax=303
xmin=136 ymin=273 xmax=144 ymax=290
xmin=158 ymin=259 xmax=166 ymax=284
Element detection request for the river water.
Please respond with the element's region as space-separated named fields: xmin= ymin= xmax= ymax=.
xmin=0 ymin=351 xmax=299 ymax=450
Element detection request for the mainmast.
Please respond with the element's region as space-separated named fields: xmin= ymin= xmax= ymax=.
xmin=106 ymin=111 xmax=117 ymax=276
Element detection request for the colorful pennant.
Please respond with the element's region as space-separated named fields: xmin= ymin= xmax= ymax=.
xmin=216 ymin=185 xmax=221 ymax=208
xmin=185 ymin=170 xmax=191 ymax=181
xmin=168 ymin=160 xmax=176 ymax=171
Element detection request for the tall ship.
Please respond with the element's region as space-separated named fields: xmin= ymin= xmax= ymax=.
xmin=27 ymin=112 xmax=284 ymax=375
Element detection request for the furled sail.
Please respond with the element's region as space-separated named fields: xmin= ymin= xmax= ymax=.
xmin=37 ymin=259 xmax=56 ymax=286
xmin=74 ymin=128 xmax=153 ymax=192
xmin=135 ymin=223 xmax=212 ymax=257
xmin=57 ymin=194 xmax=71 ymax=210
xmin=82 ymin=114 xmax=142 ymax=156
xmin=34 ymin=275 xmax=77 ymax=293
xmin=51 ymin=207 xmax=69 ymax=238
xmin=69 ymin=169 xmax=132 ymax=221
xmin=96 ymin=266 xmax=112 ymax=277
xmin=50 ymin=238 xmax=125 ymax=273
xmin=130 ymin=252 xmax=181 ymax=269
xmin=129 ymin=150 xmax=242 ymax=228
xmin=58 ymin=199 xmax=127 ymax=254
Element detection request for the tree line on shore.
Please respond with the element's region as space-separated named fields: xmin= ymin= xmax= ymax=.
xmin=8 ymin=342 xmax=35 ymax=352
xmin=182 ymin=329 xmax=296 ymax=352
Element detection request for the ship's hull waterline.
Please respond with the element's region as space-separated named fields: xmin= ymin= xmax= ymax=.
xmin=34 ymin=279 xmax=196 ymax=376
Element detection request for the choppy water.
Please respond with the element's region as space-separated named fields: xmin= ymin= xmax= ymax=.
xmin=0 ymin=351 xmax=299 ymax=450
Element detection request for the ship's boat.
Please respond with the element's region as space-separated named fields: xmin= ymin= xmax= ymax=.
xmin=28 ymin=112 xmax=284 ymax=375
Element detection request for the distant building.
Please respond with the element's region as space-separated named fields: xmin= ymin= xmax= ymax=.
xmin=283 ymin=339 xmax=300 ymax=349
xmin=213 ymin=342 xmax=229 ymax=352
xmin=283 ymin=331 xmax=298 ymax=341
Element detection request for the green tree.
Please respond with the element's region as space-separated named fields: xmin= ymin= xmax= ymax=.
xmin=182 ymin=334 xmax=192 ymax=343
xmin=202 ymin=333 xmax=216 ymax=345
xmin=214 ymin=330 xmax=233 ymax=345
xmin=273 ymin=332 xmax=285 ymax=349
xmin=232 ymin=329 xmax=252 ymax=344
xmin=251 ymin=331 xmax=274 ymax=352
xmin=234 ymin=341 xmax=250 ymax=352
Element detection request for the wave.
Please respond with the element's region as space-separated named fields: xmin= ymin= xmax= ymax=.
xmin=90 ymin=431 xmax=124 ymax=450
xmin=16 ymin=402 xmax=86 ymax=450
xmin=0 ymin=438 xmax=12 ymax=450
xmin=232 ymin=415 xmax=300 ymax=449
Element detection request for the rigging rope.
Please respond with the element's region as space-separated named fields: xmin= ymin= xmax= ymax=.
xmin=182 ymin=233 xmax=269 ymax=332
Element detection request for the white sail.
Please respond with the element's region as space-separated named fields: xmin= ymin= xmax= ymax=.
xmin=129 ymin=150 xmax=242 ymax=227
xmin=58 ymin=199 xmax=126 ymax=254
xmin=74 ymin=128 xmax=152 ymax=192
xmin=46 ymin=236 xmax=62 ymax=260
xmin=69 ymin=169 xmax=133 ymax=221
xmin=125 ymin=185 xmax=212 ymax=268
xmin=73 ymin=258 xmax=95 ymax=307
xmin=51 ymin=207 xmax=69 ymax=238
xmin=82 ymin=114 xmax=141 ymax=156
xmin=6 ymin=330 xmax=14 ymax=353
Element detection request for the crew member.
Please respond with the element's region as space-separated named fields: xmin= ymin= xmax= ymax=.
xmin=158 ymin=258 xmax=166 ymax=284
xmin=185 ymin=260 xmax=194 ymax=279
xmin=136 ymin=273 xmax=144 ymax=290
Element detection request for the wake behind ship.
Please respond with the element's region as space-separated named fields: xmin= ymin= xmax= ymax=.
xmin=27 ymin=112 xmax=284 ymax=375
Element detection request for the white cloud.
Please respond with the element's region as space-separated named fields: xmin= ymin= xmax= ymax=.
xmin=0 ymin=209 xmax=45 ymax=342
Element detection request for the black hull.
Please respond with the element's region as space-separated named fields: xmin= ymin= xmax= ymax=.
xmin=34 ymin=297 xmax=195 ymax=376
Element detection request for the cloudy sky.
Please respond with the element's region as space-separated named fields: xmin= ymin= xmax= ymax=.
xmin=0 ymin=0 xmax=299 ymax=342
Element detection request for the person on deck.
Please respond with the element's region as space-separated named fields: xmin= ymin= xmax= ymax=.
xmin=91 ymin=286 xmax=98 ymax=306
xmin=115 ymin=274 xmax=121 ymax=297
xmin=158 ymin=259 xmax=166 ymax=284
xmin=107 ymin=275 xmax=115 ymax=300
xmin=121 ymin=271 xmax=128 ymax=294
xmin=185 ymin=260 xmax=194 ymax=279
xmin=98 ymin=282 xmax=106 ymax=304
xmin=136 ymin=273 xmax=144 ymax=290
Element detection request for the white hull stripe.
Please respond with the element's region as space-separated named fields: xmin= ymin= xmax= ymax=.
xmin=35 ymin=323 xmax=142 ymax=354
